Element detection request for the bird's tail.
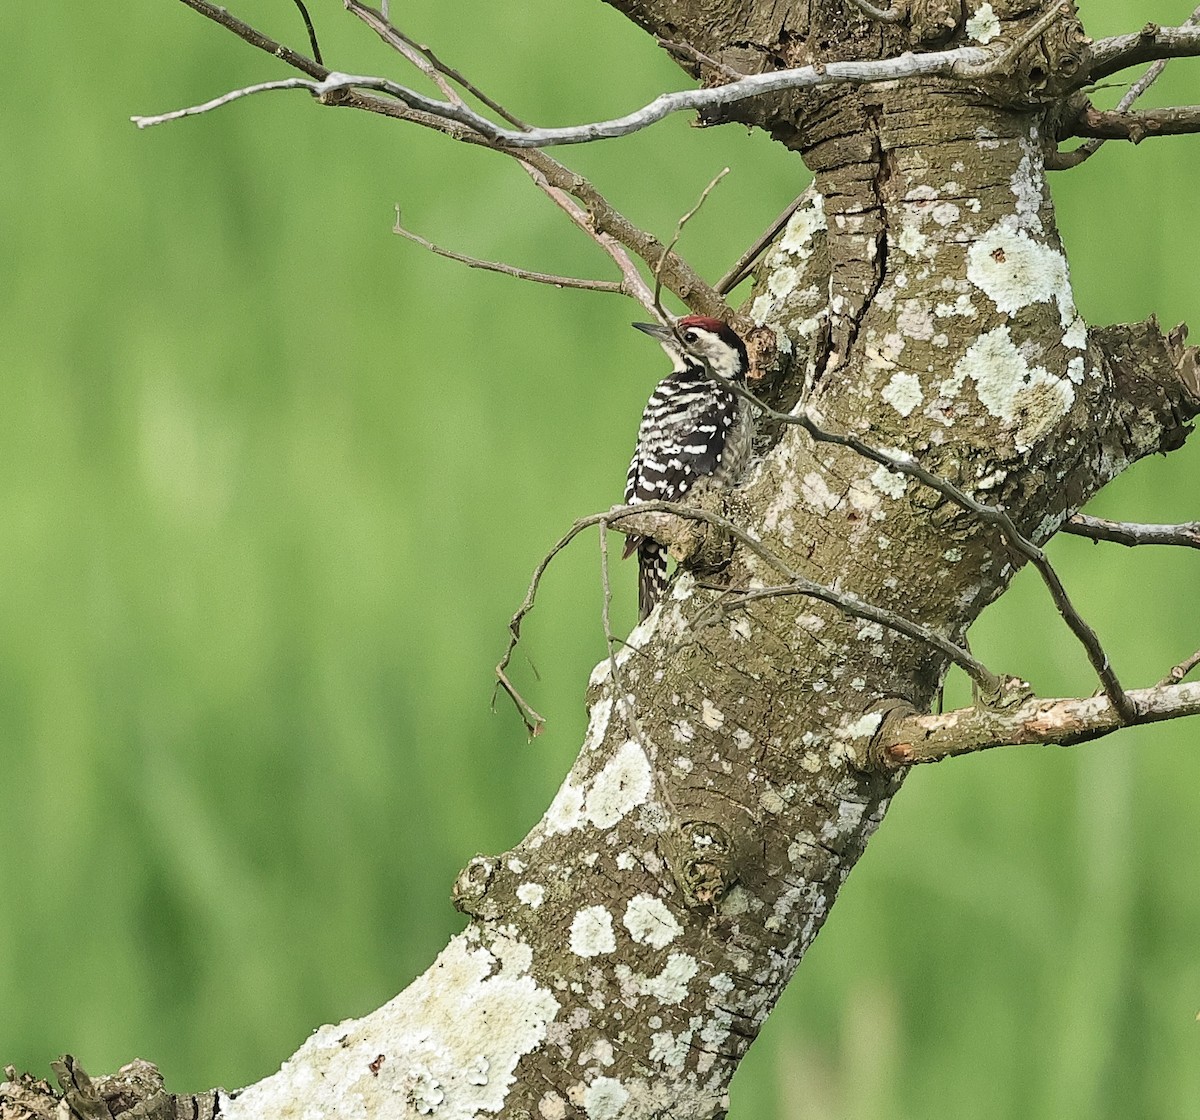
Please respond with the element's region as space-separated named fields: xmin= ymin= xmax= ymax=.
xmin=636 ymin=539 xmax=669 ymax=622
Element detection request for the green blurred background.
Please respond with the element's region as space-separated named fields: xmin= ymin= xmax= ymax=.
xmin=2 ymin=2 xmax=1197 ymax=1116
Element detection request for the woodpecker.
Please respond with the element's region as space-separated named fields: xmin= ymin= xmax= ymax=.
xmin=624 ymin=315 xmax=754 ymax=621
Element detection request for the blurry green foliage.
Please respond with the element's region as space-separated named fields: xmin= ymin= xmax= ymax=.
xmin=1 ymin=2 xmax=1197 ymax=1116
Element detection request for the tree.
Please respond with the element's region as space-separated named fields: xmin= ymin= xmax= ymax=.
xmin=3 ymin=1 xmax=1198 ymax=1117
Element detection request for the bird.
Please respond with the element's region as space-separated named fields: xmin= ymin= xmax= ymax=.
xmin=624 ymin=315 xmax=754 ymax=621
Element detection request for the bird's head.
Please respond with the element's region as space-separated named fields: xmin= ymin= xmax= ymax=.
xmin=632 ymin=315 xmax=749 ymax=381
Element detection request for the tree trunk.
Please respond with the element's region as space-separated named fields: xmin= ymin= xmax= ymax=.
xmin=3 ymin=2 xmax=1197 ymax=1118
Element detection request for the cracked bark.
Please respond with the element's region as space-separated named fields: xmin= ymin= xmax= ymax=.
xmin=4 ymin=2 xmax=1199 ymax=1118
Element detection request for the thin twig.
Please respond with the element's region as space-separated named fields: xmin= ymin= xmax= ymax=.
xmin=695 ymin=374 xmax=1138 ymax=722
xmin=656 ymin=38 xmax=747 ymax=81
xmin=715 ymin=190 xmax=810 ymax=295
xmin=175 ymin=0 xmax=326 ymax=79
xmin=1159 ymin=649 xmax=1200 ymax=687
xmin=1063 ymin=515 xmax=1200 ymax=549
xmin=521 ymin=165 xmax=662 ymax=317
xmin=291 ymin=0 xmax=323 ymax=65
xmin=131 ymin=77 xmax=320 ymax=129
xmin=847 ymin=0 xmax=905 ymax=24
xmin=495 ymin=501 xmax=1007 ymax=730
xmin=699 ymin=584 xmax=1004 ymax=696
xmin=393 ymin=208 xmax=625 ymax=294
xmin=345 ymin=0 xmax=465 ymax=107
xmin=654 ymin=167 xmax=730 ymax=317
xmin=345 ymin=0 xmax=532 ymax=129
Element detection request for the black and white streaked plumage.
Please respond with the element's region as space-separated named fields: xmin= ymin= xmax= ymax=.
xmin=624 ymin=315 xmax=754 ymax=621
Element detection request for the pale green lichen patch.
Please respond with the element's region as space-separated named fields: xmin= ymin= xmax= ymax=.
xmin=623 ymin=894 xmax=682 ymax=949
xmin=544 ymin=780 xmax=586 ymax=835
xmin=616 ymin=953 xmax=699 ymax=1005
xmin=896 ymin=225 xmax=928 ymax=257
xmin=966 ymin=224 xmax=1075 ymax=326
xmin=517 ymin=883 xmax=545 ymax=909
xmin=1063 ymin=316 xmax=1087 ymax=350
xmin=570 ymin=905 xmax=616 ymax=958
xmin=582 ymin=1077 xmax=628 ymax=1120
xmin=966 ymin=2 xmax=1000 ymax=43
xmin=870 ymin=464 xmax=908 ymax=500
xmin=779 ymin=192 xmax=827 ymax=257
xmin=881 ymin=371 xmax=924 ymax=417
xmin=585 ymin=740 xmax=653 ymax=829
xmin=221 ymin=934 xmax=558 ymax=1120
xmin=947 ymin=326 xmax=1075 ymax=449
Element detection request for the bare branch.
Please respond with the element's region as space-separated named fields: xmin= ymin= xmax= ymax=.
xmin=1068 ymin=104 xmax=1200 ymax=142
xmin=716 ymin=190 xmax=809 ymax=295
xmin=697 ymin=375 xmax=1139 ymax=722
xmin=656 ymin=38 xmax=747 ymax=81
xmin=653 ymin=167 xmax=729 ymax=317
xmin=173 ymin=0 xmax=326 ymax=78
xmin=1160 ymin=649 xmax=1200 ymax=687
xmin=1063 ymin=514 xmax=1200 ymax=549
xmin=520 ymin=165 xmax=662 ymax=317
xmin=148 ymin=0 xmax=730 ymax=321
xmin=873 ymin=682 xmax=1200 ymax=768
xmin=393 ymin=208 xmax=625 ymax=294
xmin=291 ymin=0 xmax=323 ymax=65
xmin=696 ymin=584 xmax=1009 ymax=699
xmin=132 ymin=47 xmax=998 ymax=145
xmin=345 ymin=0 xmax=466 ymax=108
xmin=345 ymin=0 xmax=532 ymax=129
xmin=132 ymin=77 xmax=319 ymax=129
xmin=1087 ymin=21 xmax=1200 ymax=84
xmin=496 ymin=500 xmax=1010 ymax=732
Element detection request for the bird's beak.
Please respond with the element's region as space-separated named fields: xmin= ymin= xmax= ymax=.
xmin=631 ymin=321 xmax=674 ymax=343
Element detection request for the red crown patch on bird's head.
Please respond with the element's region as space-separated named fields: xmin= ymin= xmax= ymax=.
xmin=676 ymin=315 xmax=727 ymax=334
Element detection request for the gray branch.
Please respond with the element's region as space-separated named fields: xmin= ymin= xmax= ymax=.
xmin=874 ymin=682 xmax=1200 ymax=767
xmin=1063 ymin=514 xmax=1200 ymax=549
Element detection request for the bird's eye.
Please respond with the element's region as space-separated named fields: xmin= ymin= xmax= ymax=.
xmin=683 ymin=330 xmax=698 ymax=343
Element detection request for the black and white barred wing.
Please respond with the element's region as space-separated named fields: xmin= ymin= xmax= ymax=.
xmin=624 ymin=370 xmax=738 ymax=506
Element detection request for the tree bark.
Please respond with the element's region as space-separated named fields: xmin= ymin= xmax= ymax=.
xmin=4 ymin=2 xmax=1198 ymax=1118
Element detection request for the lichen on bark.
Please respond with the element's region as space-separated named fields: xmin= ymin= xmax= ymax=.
xmin=5 ymin=2 xmax=1198 ymax=1118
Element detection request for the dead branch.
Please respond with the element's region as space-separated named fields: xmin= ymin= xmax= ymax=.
xmin=392 ymin=209 xmax=626 ymax=295
xmin=1160 ymin=649 xmax=1200 ymax=686
xmin=133 ymin=49 xmax=1005 ymax=142
xmin=1063 ymin=514 xmax=1200 ymax=549
xmin=696 ymin=376 xmax=1138 ymax=722
xmin=873 ymin=681 xmax=1200 ymax=768
xmin=715 ymin=190 xmax=809 ymax=295
xmin=1087 ymin=21 xmax=1200 ymax=83
xmin=498 ymin=501 xmax=1008 ymax=721
xmin=145 ymin=0 xmax=730 ymax=322
xmin=1067 ymin=105 xmax=1200 ymax=143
